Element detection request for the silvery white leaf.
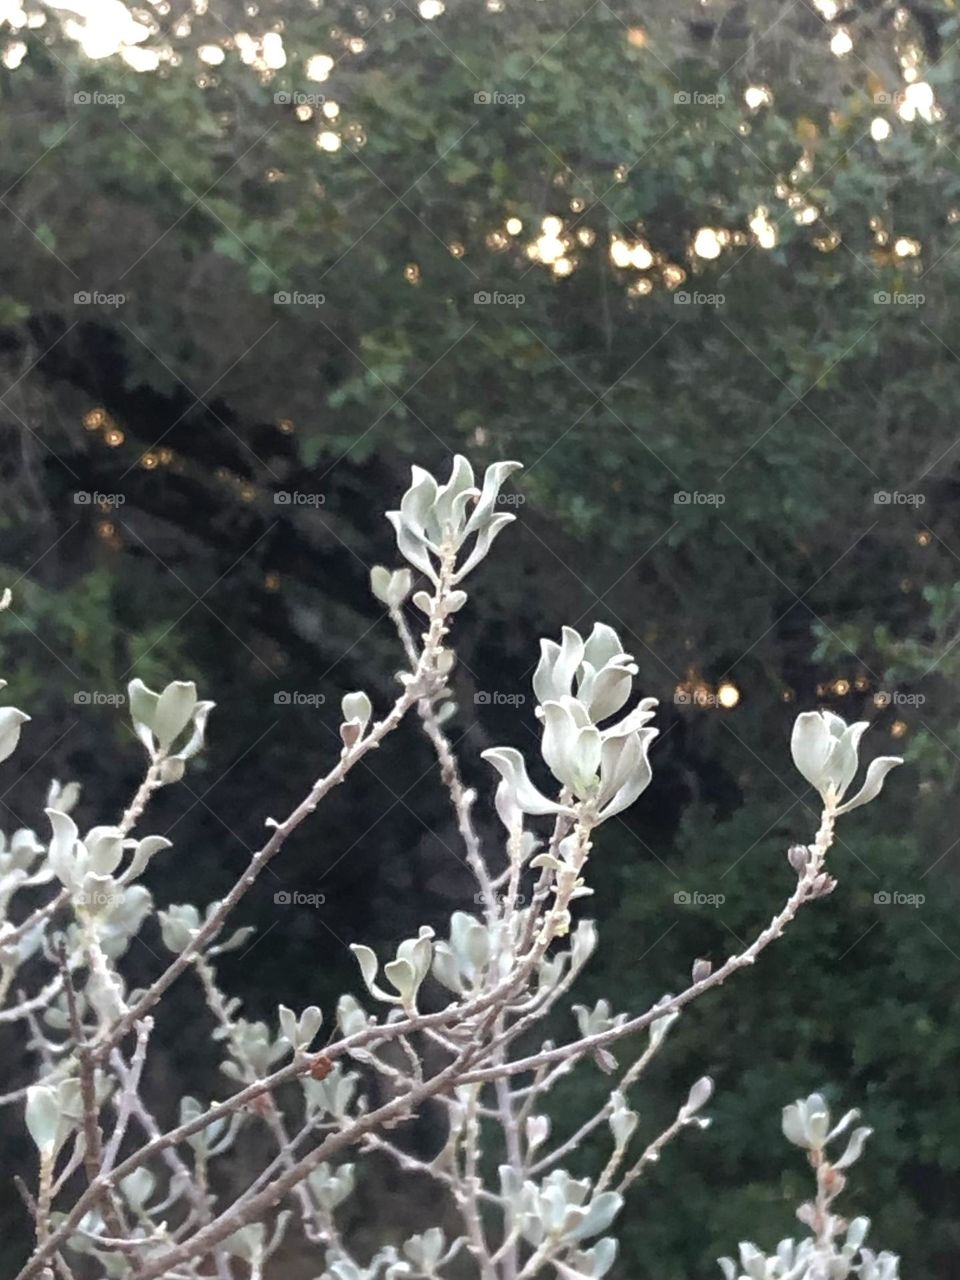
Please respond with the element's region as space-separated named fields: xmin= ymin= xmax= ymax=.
xmin=684 ymin=1075 xmax=714 ymax=1115
xmin=452 ymin=513 xmax=515 ymax=582
xmin=834 ymin=1125 xmax=873 ymax=1170
xmin=25 ymin=1084 xmax=60 ymax=1155
xmin=568 ymin=1191 xmax=623 ymax=1242
xmin=463 ymin=460 xmax=522 ymax=536
xmin=384 ymin=957 xmax=417 ymax=1004
xmin=481 ymin=747 xmax=568 ymax=817
xmin=791 ymin=711 xmax=833 ymax=789
xmin=127 ymin=678 xmax=159 ymax=735
xmin=173 ymin=699 xmax=215 ymax=762
xmin=120 ymin=1167 xmax=156 ymax=1211
xmin=386 ymin=512 xmax=438 ymax=583
xmin=341 ymin=691 xmax=372 ymax=729
xmin=834 ymin=756 xmax=903 ymax=815
xmin=350 ymin=944 xmax=398 ymax=1003
xmin=278 ymin=1004 xmax=298 ymax=1047
xmin=153 ymin=681 xmax=198 ymax=752
xmin=526 ymin=1114 xmax=550 ymax=1151
xmin=0 ymin=707 xmax=28 ymax=764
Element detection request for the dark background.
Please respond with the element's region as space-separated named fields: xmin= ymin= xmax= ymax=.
xmin=2 ymin=0 xmax=960 ymax=1273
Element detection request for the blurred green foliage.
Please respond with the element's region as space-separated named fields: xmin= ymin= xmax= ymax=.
xmin=2 ymin=0 xmax=960 ymax=1273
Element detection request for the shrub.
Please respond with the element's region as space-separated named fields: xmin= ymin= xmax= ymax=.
xmin=1 ymin=459 xmax=902 ymax=1279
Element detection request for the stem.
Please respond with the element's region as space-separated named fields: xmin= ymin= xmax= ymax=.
xmin=35 ymin=1152 xmax=53 ymax=1247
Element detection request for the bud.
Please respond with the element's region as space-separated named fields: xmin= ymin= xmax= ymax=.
xmin=25 ymin=1079 xmax=82 ymax=1157
xmin=593 ymin=1046 xmax=619 ymax=1074
xmin=809 ymin=873 xmax=837 ymax=899
xmin=782 ymin=1092 xmax=831 ymax=1151
xmin=691 ymin=957 xmax=712 ymax=984
xmin=683 ymin=1075 xmax=714 ymax=1116
xmin=158 ymin=904 xmax=200 ymax=954
xmin=0 ymin=705 xmax=29 ymax=764
xmin=526 ymin=1114 xmax=550 ymax=1150
xmin=340 ymin=690 xmax=372 ymax=750
xmin=790 ymin=710 xmax=901 ymax=815
xmin=788 ymin=844 xmax=810 ymax=874
xmin=609 ymin=1091 xmax=638 ymax=1147
xmin=370 ymin=566 xmax=413 ymax=608
xmin=159 ymin=757 xmax=186 ymax=784
xmin=341 ymin=691 xmax=372 ymax=728
xmin=127 ymin=677 xmax=214 ymax=767
xmin=385 ymin=457 xmax=522 ymax=586
xmin=278 ymin=1003 xmax=323 ymax=1050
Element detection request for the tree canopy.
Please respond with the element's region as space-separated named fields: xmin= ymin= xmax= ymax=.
xmin=2 ymin=0 xmax=960 ymax=1272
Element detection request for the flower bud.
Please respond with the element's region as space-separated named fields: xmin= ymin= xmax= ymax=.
xmin=788 ymin=844 xmax=810 ymax=874
xmin=692 ymin=957 xmax=712 ymax=984
xmin=370 ymin=566 xmax=413 ymax=608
